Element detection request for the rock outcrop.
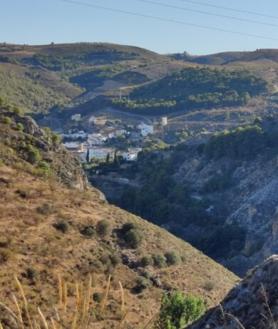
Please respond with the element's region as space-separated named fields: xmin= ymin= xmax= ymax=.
xmin=188 ymin=255 xmax=278 ymax=329
xmin=0 ymin=108 xmax=88 ymax=190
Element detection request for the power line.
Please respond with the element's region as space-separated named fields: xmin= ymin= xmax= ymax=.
xmin=58 ymin=0 xmax=278 ymax=41
xmin=175 ymin=0 xmax=278 ymax=21
xmin=135 ymin=0 xmax=278 ymax=28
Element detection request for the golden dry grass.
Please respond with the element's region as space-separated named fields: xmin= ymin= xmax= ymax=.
xmin=0 ymin=164 xmax=238 ymax=328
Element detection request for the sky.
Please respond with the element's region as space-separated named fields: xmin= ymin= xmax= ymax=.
xmin=1 ymin=0 xmax=278 ymax=55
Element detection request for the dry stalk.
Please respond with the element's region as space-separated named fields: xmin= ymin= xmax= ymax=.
xmin=119 ymin=282 xmax=125 ymax=315
xmin=38 ymin=307 xmax=49 ymax=329
xmin=261 ymin=284 xmax=277 ymax=329
xmin=14 ymin=276 xmax=34 ymax=329
xmin=100 ymin=275 xmax=111 ymax=313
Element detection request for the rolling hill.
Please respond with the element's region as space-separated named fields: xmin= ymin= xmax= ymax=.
xmin=0 ymin=42 xmax=187 ymax=114
xmin=171 ymin=48 xmax=278 ymax=65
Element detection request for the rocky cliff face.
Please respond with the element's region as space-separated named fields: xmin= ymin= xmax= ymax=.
xmin=177 ymin=150 xmax=278 ymax=275
xmin=188 ymin=255 xmax=278 ymax=329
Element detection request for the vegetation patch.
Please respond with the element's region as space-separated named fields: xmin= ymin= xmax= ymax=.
xmin=155 ymin=291 xmax=206 ymax=329
xmin=117 ymin=222 xmax=143 ymax=249
xmin=112 ymin=67 xmax=267 ymax=114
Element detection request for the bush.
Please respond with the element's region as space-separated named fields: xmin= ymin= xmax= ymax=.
xmin=99 ymin=253 xmax=121 ymax=269
xmin=153 ymin=254 xmax=166 ymax=268
xmin=121 ymin=222 xmax=137 ymax=234
xmin=37 ymin=161 xmax=52 ymax=176
xmin=16 ymin=122 xmax=24 ymax=131
xmin=132 ymin=276 xmax=151 ymax=294
xmin=24 ymin=267 xmax=37 ymax=281
xmin=80 ymin=225 xmax=95 ymax=238
xmin=203 ymin=281 xmax=214 ymax=291
xmin=16 ymin=189 xmax=29 ymax=199
xmin=165 ymin=251 xmax=181 ymax=266
xmin=36 ymin=203 xmax=55 ymax=215
xmin=53 ymin=220 xmax=69 ymax=233
xmin=26 ymin=144 xmax=41 ymax=164
xmin=141 ymin=255 xmax=154 ymax=267
xmin=96 ymin=220 xmax=110 ymax=237
xmin=156 ymin=292 xmax=205 ymax=329
xmin=110 ymin=254 xmax=121 ymax=267
xmin=124 ymin=228 xmax=142 ymax=249
xmin=13 ymin=107 xmax=23 ymax=116
xmin=2 ymin=116 xmax=12 ymax=124
xmin=52 ymin=133 xmax=61 ymax=145
xmin=100 ymin=254 xmax=111 ymax=266
xmin=93 ymin=292 xmax=103 ymax=303
xmin=118 ymin=222 xmax=143 ymax=249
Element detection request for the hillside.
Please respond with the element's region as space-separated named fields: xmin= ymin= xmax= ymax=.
xmin=0 ymin=105 xmax=238 ymax=328
xmin=110 ymin=67 xmax=268 ymax=115
xmin=171 ymin=48 xmax=278 ymax=65
xmin=0 ymin=42 xmax=187 ymax=113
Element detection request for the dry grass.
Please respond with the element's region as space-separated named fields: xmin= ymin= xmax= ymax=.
xmin=0 ymin=164 xmax=238 ymax=328
xmin=0 ymin=275 xmax=128 ymax=329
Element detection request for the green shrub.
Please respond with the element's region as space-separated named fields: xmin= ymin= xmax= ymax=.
xmin=37 ymin=161 xmax=52 ymax=176
xmin=100 ymin=254 xmax=111 ymax=266
xmin=124 ymin=228 xmax=142 ymax=249
xmin=52 ymin=133 xmax=61 ymax=145
xmin=93 ymin=292 xmax=103 ymax=303
xmin=141 ymin=255 xmax=154 ymax=267
xmin=25 ymin=267 xmax=37 ymax=281
xmin=165 ymin=251 xmax=181 ymax=266
xmin=2 ymin=116 xmax=12 ymax=125
xmin=118 ymin=222 xmax=143 ymax=249
xmin=110 ymin=254 xmax=121 ymax=267
xmin=53 ymin=220 xmax=69 ymax=233
xmin=12 ymin=107 xmax=23 ymax=116
xmin=133 ymin=276 xmax=151 ymax=294
xmin=96 ymin=220 xmax=110 ymax=237
xmin=16 ymin=122 xmax=24 ymax=131
xmin=153 ymin=254 xmax=167 ymax=268
xmin=26 ymin=144 xmax=41 ymax=164
xmin=156 ymin=292 xmax=205 ymax=329
xmin=203 ymin=281 xmax=214 ymax=291
xmin=36 ymin=203 xmax=55 ymax=215
xmin=121 ymin=222 xmax=137 ymax=234
xmin=80 ymin=225 xmax=95 ymax=238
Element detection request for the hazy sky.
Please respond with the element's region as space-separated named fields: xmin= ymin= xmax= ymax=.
xmin=1 ymin=0 xmax=278 ymax=54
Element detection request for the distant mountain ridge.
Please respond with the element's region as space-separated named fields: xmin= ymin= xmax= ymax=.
xmin=170 ymin=48 xmax=278 ymax=65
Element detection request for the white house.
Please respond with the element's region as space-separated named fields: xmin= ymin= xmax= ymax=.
xmin=161 ymin=116 xmax=168 ymax=126
xmin=88 ymin=133 xmax=107 ymax=146
xmin=88 ymin=115 xmax=97 ymax=125
xmin=138 ymin=123 xmax=154 ymax=137
xmin=71 ymin=114 xmax=82 ymax=122
xmin=121 ymin=148 xmax=142 ymax=161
